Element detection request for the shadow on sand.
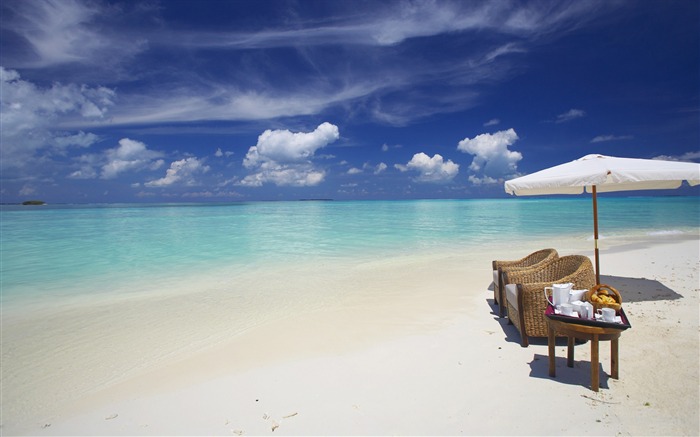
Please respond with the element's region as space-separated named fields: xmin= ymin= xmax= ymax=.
xmin=487 ymin=298 xmax=609 ymax=389
xmin=487 ymin=297 xmax=570 ymax=347
xmin=598 ymin=274 xmax=683 ymax=302
xmin=528 ymin=353 xmax=611 ymax=391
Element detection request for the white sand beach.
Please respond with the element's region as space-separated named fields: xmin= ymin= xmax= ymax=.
xmin=1 ymin=235 xmax=698 ymax=436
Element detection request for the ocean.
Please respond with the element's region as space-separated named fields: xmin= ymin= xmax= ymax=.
xmin=1 ymin=197 xmax=698 ymax=310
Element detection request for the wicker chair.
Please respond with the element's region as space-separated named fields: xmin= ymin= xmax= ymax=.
xmin=492 ymin=248 xmax=558 ymax=318
xmin=503 ymin=255 xmax=596 ymax=347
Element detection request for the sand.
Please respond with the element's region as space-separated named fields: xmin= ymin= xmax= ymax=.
xmin=1 ymin=235 xmax=698 ymax=436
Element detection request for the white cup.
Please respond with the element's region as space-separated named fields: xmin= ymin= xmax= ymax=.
xmin=559 ymin=303 xmax=574 ymax=316
xmin=581 ymin=302 xmax=594 ymax=319
xmin=597 ymin=307 xmax=616 ymax=322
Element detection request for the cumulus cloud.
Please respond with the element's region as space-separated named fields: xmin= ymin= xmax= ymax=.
xmin=100 ymin=138 xmax=164 ymax=179
xmin=239 ymin=122 xmax=340 ymax=187
xmin=347 ymin=162 xmax=387 ymax=176
xmin=244 ymin=122 xmax=339 ymax=166
xmin=468 ymin=175 xmax=499 ymax=185
xmin=395 ymin=152 xmax=459 ymax=183
xmin=145 ymin=157 xmax=210 ymax=187
xmin=0 ymin=67 xmax=114 ymax=171
xmin=555 ymin=108 xmax=586 ymax=123
xmin=590 ymin=134 xmax=633 ymax=143
xmin=457 ymin=128 xmax=522 ymax=183
xmin=214 ymin=147 xmax=235 ymax=158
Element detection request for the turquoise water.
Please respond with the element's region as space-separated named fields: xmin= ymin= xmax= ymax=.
xmin=1 ymin=197 xmax=698 ymax=305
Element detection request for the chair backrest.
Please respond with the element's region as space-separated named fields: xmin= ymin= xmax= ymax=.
xmin=503 ymin=255 xmax=595 ymax=290
xmin=527 ymin=248 xmax=558 ymax=265
xmin=492 ymin=248 xmax=558 ymax=270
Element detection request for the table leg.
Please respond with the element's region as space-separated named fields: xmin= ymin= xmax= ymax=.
xmin=567 ymin=336 xmax=575 ymax=367
xmin=548 ymin=325 xmax=556 ymax=377
xmin=611 ymin=337 xmax=619 ymax=379
xmin=591 ymin=335 xmax=599 ymax=392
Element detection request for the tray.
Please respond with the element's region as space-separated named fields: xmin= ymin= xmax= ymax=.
xmin=545 ymin=305 xmax=632 ymax=330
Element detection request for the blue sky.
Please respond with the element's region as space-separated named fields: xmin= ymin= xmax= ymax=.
xmin=1 ymin=0 xmax=698 ymax=203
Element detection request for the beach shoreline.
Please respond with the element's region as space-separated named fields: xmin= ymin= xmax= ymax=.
xmin=1 ymin=234 xmax=698 ymax=435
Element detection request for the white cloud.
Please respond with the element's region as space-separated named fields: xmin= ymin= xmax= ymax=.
xmin=0 ymin=2 xmax=608 ymax=130
xmin=348 ymin=162 xmax=388 ymax=176
xmin=395 ymin=152 xmax=459 ymax=183
xmin=239 ymin=123 xmax=340 ymax=187
xmin=239 ymin=164 xmax=325 ymax=187
xmin=0 ymin=67 xmax=114 ymax=171
xmin=19 ymin=185 xmax=36 ymax=197
xmin=381 ymin=143 xmax=402 ymax=152
xmin=182 ymin=2 xmax=607 ymax=49
xmin=468 ymin=175 xmax=499 ymax=185
xmin=590 ymin=134 xmax=633 ymax=143
xmin=52 ymin=131 xmax=100 ymax=149
xmin=457 ymin=128 xmax=522 ymax=183
xmin=555 ymin=108 xmax=586 ymax=123
xmin=106 ymin=84 xmax=379 ymax=127
xmin=182 ymin=190 xmax=242 ymax=198
xmin=101 ymin=138 xmax=164 ymax=179
xmin=244 ymin=122 xmax=339 ymax=165
xmin=2 ymin=1 xmax=617 ymax=134
xmin=145 ymin=157 xmax=210 ymax=187
xmin=214 ymin=148 xmax=235 ymax=158
xmin=4 ymin=0 xmax=103 ymax=66
xmin=68 ymin=167 xmax=97 ymax=179
xmin=484 ymin=118 xmax=500 ymax=127
xmin=3 ymin=0 xmax=147 ymax=70
xmin=653 ymin=151 xmax=700 ymax=162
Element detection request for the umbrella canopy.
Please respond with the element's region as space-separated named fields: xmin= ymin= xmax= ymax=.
xmin=504 ymin=154 xmax=700 ymax=282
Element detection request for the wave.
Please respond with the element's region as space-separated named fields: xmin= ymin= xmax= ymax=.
xmin=647 ymin=229 xmax=685 ymax=236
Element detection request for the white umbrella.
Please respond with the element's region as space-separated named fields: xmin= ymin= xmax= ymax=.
xmin=505 ymin=154 xmax=700 ymax=283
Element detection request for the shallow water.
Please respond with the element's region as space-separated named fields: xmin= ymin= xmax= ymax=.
xmin=1 ymin=197 xmax=698 ymax=307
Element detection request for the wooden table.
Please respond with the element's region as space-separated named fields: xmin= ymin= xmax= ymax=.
xmin=547 ymin=317 xmax=624 ymax=392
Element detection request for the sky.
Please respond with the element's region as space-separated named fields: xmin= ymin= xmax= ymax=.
xmin=1 ymin=0 xmax=699 ymax=203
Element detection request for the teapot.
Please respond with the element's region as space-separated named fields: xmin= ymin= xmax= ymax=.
xmin=544 ymin=283 xmax=573 ymax=307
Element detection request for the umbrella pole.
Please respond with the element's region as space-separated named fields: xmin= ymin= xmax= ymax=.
xmin=592 ymin=185 xmax=600 ymax=284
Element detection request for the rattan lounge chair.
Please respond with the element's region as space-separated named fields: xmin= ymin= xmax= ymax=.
xmin=492 ymin=248 xmax=558 ymax=318
xmin=503 ymin=255 xmax=596 ymax=347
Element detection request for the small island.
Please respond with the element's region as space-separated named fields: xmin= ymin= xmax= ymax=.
xmin=21 ymin=200 xmax=46 ymax=206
